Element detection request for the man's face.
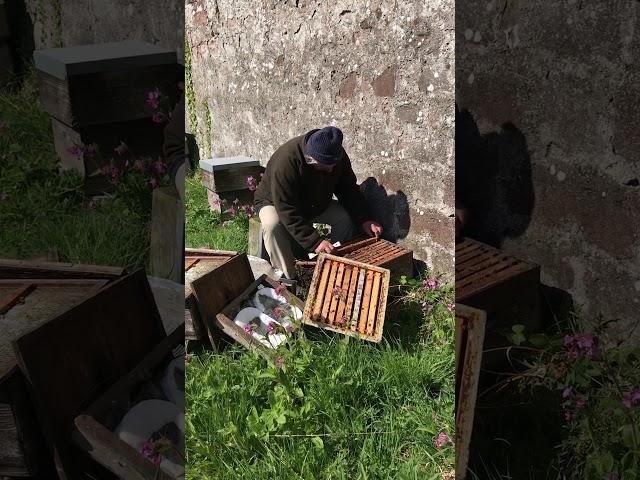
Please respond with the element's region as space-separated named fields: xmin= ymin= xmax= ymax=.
xmin=310 ymin=162 xmax=337 ymax=173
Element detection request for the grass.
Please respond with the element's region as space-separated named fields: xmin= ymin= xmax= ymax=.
xmin=0 ymin=71 xmax=152 ymax=270
xmin=185 ymin=199 xmax=455 ymax=479
xmin=185 ymin=171 xmax=249 ymax=252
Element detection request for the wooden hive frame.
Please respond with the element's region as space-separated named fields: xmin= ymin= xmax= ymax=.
xmin=302 ymin=253 xmax=390 ymax=342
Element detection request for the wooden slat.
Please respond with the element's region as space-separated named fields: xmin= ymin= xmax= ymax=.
xmin=0 ymin=259 xmax=125 ymax=279
xmin=334 ymin=266 xmax=351 ymax=328
xmin=312 ymin=261 xmax=331 ymax=321
xmin=321 ymin=260 xmax=339 ymax=323
xmin=0 ymin=284 xmax=35 ymax=315
xmin=358 ymin=271 xmax=374 ymax=334
xmin=327 ymin=262 xmax=345 ymax=325
xmin=366 ymin=272 xmax=382 ymax=335
xmin=344 ymin=266 xmax=358 ymax=330
xmin=350 ymin=269 xmax=366 ymax=332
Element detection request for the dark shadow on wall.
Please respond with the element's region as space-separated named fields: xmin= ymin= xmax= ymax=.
xmin=456 ymin=106 xmax=535 ymax=248
xmin=359 ymin=177 xmax=411 ymax=242
xmin=5 ymin=0 xmax=35 ymax=78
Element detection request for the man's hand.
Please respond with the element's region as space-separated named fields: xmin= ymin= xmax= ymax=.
xmin=314 ymin=240 xmax=335 ymax=254
xmin=362 ymin=220 xmax=383 ymax=238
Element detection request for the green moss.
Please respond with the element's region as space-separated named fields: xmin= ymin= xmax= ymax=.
xmin=203 ymin=100 xmax=212 ymax=158
xmin=184 ymin=37 xmax=199 ymax=140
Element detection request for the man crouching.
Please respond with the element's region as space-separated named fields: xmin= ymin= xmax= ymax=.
xmin=254 ymin=126 xmax=383 ymax=281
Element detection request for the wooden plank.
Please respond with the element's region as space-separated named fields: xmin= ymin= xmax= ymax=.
xmin=350 ymin=269 xmax=365 ymax=332
xmin=73 ymin=415 xmax=173 ymax=480
xmin=13 ymin=270 xmax=166 ymax=480
xmin=358 ymin=271 xmax=374 ymax=333
xmin=327 ymin=262 xmax=344 ymax=325
xmin=366 ymin=272 xmax=382 ymax=335
xmin=190 ymin=254 xmax=255 ymax=349
xmin=321 ymin=260 xmax=339 ymax=323
xmin=150 ymin=186 xmax=184 ymax=283
xmin=0 ymin=259 xmax=125 ymax=279
xmin=184 ymin=247 xmax=238 ymax=257
xmin=334 ymin=266 xmax=351 ymax=328
xmin=455 ymin=305 xmax=486 ymax=480
xmin=343 ymin=266 xmax=358 ymax=329
xmin=311 ymin=261 xmax=331 ymax=321
xmin=0 ymin=284 xmax=35 ymax=315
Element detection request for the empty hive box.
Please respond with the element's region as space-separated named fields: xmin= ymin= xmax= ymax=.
xmin=302 ymin=253 xmax=390 ymax=342
xmin=296 ymin=237 xmax=413 ymax=291
xmin=199 ymin=156 xmax=264 ymax=213
xmin=33 ymin=40 xmax=182 ymax=174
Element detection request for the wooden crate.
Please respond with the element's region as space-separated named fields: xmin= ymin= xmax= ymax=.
xmin=455 ymin=238 xmax=540 ymax=368
xmin=13 ymin=269 xmax=175 ymax=480
xmin=302 ymin=253 xmax=390 ymax=342
xmin=0 ymin=260 xmax=125 ymax=477
xmin=184 ymin=249 xmax=237 ymax=342
xmin=214 ymin=274 xmax=304 ymax=356
xmin=199 ymin=156 xmax=263 ymax=193
xmin=455 ymin=305 xmax=486 ymax=480
xmin=190 ymin=253 xmax=257 ymax=350
xmin=296 ymin=237 xmax=413 ymax=291
xmin=73 ymin=327 xmax=184 ymax=480
xmin=34 ymin=40 xmax=181 ymax=128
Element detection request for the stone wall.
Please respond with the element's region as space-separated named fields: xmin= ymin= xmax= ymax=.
xmin=457 ymin=0 xmax=640 ymax=336
xmin=24 ymin=0 xmax=183 ymax=56
xmin=186 ymin=0 xmax=455 ymax=276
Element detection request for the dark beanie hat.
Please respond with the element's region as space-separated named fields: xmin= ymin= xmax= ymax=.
xmin=305 ymin=126 xmax=344 ymax=164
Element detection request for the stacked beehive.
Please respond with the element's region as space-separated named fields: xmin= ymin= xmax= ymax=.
xmin=199 ymin=156 xmax=264 ymax=213
xmin=33 ymin=40 xmax=182 ymax=179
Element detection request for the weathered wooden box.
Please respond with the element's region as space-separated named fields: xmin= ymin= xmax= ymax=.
xmin=296 ymin=237 xmax=413 ymax=290
xmin=184 ymin=248 xmax=239 ymax=343
xmin=34 ymin=40 xmax=181 ymax=128
xmin=13 ymin=269 xmax=183 ymax=479
xmin=0 ymin=259 xmax=125 ymax=477
xmin=189 ymin=252 xmax=258 ymax=352
xmin=455 ymin=304 xmax=486 ymax=480
xmin=303 ymin=253 xmax=390 ymax=342
xmin=199 ymin=157 xmax=264 ymax=213
xmin=214 ymin=274 xmax=304 ymax=356
xmin=455 ymin=238 xmax=540 ymax=368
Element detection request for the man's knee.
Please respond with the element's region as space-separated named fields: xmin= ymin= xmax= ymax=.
xmin=259 ymin=207 xmax=281 ymax=234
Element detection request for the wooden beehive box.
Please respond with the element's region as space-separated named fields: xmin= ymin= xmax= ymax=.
xmin=455 ymin=305 xmax=486 ymax=480
xmin=184 ymin=248 xmax=242 ymax=344
xmin=455 ymin=238 xmax=540 ymax=368
xmin=303 ymin=254 xmax=390 ymax=342
xmin=296 ymin=237 xmax=413 ymax=291
xmin=13 ymin=269 xmax=183 ymax=480
xmin=199 ymin=157 xmax=264 ymax=212
xmin=0 ymin=259 xmax=125 ymax=478
xmin=214 ymin=274 xmax=304 ymax=356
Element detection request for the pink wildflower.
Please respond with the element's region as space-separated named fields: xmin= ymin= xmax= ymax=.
xmin=562 ymin=386 xmax=574 ymax=399
xmin=243 ymin=323 xmax=257 ymax=335
xmin=275 ymin=283 xmax=288 ymax=297
xmin=285 ymin=324 xmax=295 ymax=333
xmin=434 ymin=431 xmax=451 ymax=449
xmin=140 ymin=439 xmax=161 ymax=465
xmin=447 ymin=303 xmax=455 ymax=311
xmin=423 ymin=278 xmax=439 ymax=290
xmin=272 ymin=307 xmax=283 ymax=319
xmin=564 ymin=333 xmax=597 ymax=359
xmin=87 ymin=199 xmax=98 ymax=210
xmin=622 ymin=388 xmax=640 ymax=408
xmin=146 ymin=90 xmax=161 ymax=109
xmin=267 ymin=322 xmax=275 ymax=335
xmin=246 ymin=176 xmax=257 ymax=191
xmin=101 ymin=165 xmax=122 ymax=184
xmin=274 ymin=356 xmax=284 ymax=368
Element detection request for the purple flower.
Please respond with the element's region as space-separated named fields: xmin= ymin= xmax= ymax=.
xmin=140 ymin=439 xmax=161 ymax=465
xmin=285 ymin=324 xmax=295 ymax=333
xmin=101 ymin=165 xmax=122 ymax=185
xmin=87 ymin=199 xmax=98 ymax=210
xmin=267 ymin=322 xmax=275 ymax=335
xmin=275 ymin=284 xmax=288 ymax=297
xmin=564 ymin=333 xmax=597 ymax=359
xmin=423 ymin=278 xmax=439 ymax=290
xmin=275 ymin=356 xmax=284 ymax=368
xmin=272 ymin=307 xmax=283 ymax=319
xmin=246 ymin=176 xmax=257 ymax=191
xmin=562 ymin=386 xmax=574 ymax=399
xmin=243 ymin=323 xmax=257 ymax=335
xmin=446 ymin=303 xmax=455 ymax=311
xmin=622 ymin=388 xmax=640 ymax=408
xmin=434 ymin=431 xmax=451 ymax=449
xmin=146 ymin=90 xmax=161 ymax=109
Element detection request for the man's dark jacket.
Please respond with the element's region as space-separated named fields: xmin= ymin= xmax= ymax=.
xmin=254 ymin=130 xmax=370 ymax=251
